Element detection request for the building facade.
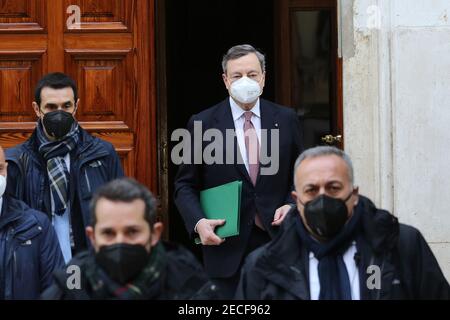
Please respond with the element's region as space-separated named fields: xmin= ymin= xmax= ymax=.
xmin=0 ymin=0 xmax=448 ymax=282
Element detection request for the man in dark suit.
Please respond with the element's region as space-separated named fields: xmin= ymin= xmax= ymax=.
xmin=174 ymin=44 xmax=303 ymax=298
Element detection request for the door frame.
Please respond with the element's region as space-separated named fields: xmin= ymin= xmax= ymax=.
xmin=155 ymin=0 xmax=170 ymax=240
xmin=154 ymin=0 xmax=344 ymax=240
xmin=274 ymin=0 xmax=343 ymax=148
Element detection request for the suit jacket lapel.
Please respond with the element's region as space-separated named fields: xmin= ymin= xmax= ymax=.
xmin=213 ymin=99 xmax=252 ymax=184
xmin=256 ymin=99 xmax=279 ymax=187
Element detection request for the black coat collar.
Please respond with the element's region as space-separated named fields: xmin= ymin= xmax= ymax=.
xmin=252 ymin=196 xmax=400 ymax=299
xmin=16 ymin=125 xmax=105 ymax=170
xmin=0 ymin=197 xmax=22 ymax=230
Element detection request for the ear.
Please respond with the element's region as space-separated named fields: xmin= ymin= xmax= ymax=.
xmin=222 ymin=73 xmax=230 ymax=90
xmin=150 ymin=222 xmax=163 ymax=246
xmin=86 ymin=226 xmax=96 ymax=248
xmin=260 ymin=71 xmax=266 ymax=88
xmin=73 ymin=98 xmax=80 ymax=116
xmin=353 ymin=186 xmax=359 ymax=205
xmin=32 ymin=102 xmax=41 ymax=118
xmin=291 ymin=190 xmax=298 ymax=202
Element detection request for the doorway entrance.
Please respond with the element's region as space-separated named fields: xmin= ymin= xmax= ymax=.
xmin=158 ymin=0 xmax=341 ymax=252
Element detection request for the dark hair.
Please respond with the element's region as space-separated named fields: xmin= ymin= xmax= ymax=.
xmin=89 ymin=178 xmax=158 ymax=229
xmin=34 ymin=72 xmax=78 ymax=106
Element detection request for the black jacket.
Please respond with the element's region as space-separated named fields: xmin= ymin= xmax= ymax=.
xmin=41 ymin=242 xmax=220 ymax=300
xmin=174 ymin=98 xmax=303 ymax=278
xmin=235 ymin=196 xmax=450 ymax=300
xmin=0 ymin=197 xmax=65 ymax=299
xmin=5 ymin=126 xmax=124 ymax=250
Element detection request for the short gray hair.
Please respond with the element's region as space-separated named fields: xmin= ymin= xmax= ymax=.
xmin=222 ymin=44 xmax=266 ymax=74
xmin=293 ymin=146 xmax=354 ymax=186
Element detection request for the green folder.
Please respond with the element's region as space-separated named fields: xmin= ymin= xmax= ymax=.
xmin=194 ymin=180 xmax=242 ymax=244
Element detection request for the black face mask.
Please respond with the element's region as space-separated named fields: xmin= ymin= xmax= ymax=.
xmin=95 ymin=243 xmax=150 ymax=285
xmin=300 ymin=192 xmax=354 ymax=240
xmin=42 ymin=110 xmax=75 ymax=139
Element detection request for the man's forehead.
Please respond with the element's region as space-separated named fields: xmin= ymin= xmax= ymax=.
xmin=95 ymin=198 xmax=146 ymax=225
xmin=40 ymin=87 xmax=75 ymax=101
xmin=95 ymin=215 xmax=148 ymax=231
xmin=97 ymin=221 xmax=144 ymax=230
xmin=227 ymin=53 xmax=261 ymax=71
xmin=296 ymin=155 xmax=350 ymax=183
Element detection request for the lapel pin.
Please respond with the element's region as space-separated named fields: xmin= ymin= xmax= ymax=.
xmin=275 ymin=123 xmax=278 ymax=127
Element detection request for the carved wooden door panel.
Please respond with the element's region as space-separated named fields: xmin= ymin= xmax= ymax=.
xmin=0 ymin=0 xmax=157 ymax=192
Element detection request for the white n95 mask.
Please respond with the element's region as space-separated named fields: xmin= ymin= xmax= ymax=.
xmin=0 ymin=175 xmax=6 ymax=198
xmin=230 ymin=76 xmax=262 ymax=104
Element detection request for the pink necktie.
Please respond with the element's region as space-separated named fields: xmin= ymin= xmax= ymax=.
xmin=243 ymin=111 xmax=264 ymax=230
xmin=243 ymin=111 xmax=260 ymax=186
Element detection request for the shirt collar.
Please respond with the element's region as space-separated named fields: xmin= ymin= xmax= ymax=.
xmin=308 ymin=241 xmax=357 ymax=260
xmin=229 ymin=97 xmax=261 ymax=121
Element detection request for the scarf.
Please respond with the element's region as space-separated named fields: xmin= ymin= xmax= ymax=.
xmin=37 ymin=121 xmax=79 ymax=215
xmin=85 ymin=242 xmax=167 ymax=300
xmin=295 ymin=204 xmax=363 ymax=300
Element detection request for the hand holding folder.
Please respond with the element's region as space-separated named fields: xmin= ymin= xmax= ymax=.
xmin=194 ymin=181 xmax=242 ymax=244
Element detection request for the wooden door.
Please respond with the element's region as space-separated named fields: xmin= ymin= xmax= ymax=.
xmin=0 ymin=0 xmax=157 ymax=192
xmin=275 ymin=0 xmax=343 ymax=149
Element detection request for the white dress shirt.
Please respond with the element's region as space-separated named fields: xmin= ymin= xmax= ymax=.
xmin=229 ymin=97 xmax=261 ymax=173
xmin=309 ymin=241 xmax=361 ymax=300
xmin=193 ymin=98 xmax=262 ymax=234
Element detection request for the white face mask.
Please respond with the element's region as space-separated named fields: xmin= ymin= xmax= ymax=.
xmin=0 ymin=175 xmax=6 ymax=198
xmin=230 ymin=76 xmax=262 ymax=104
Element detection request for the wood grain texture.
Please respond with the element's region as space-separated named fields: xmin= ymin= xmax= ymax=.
xmin=64 ymin=0 xmax=134 ymax=32
xmin=0 ymin=0 xmax=157 ymax=191
xmin=0 ymin=50 xmax=45 ymax=121
xmin=0 ymin=0 xmax=46 ymax=33
xmin=64 ymin=48 xmax=134 ymax=125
